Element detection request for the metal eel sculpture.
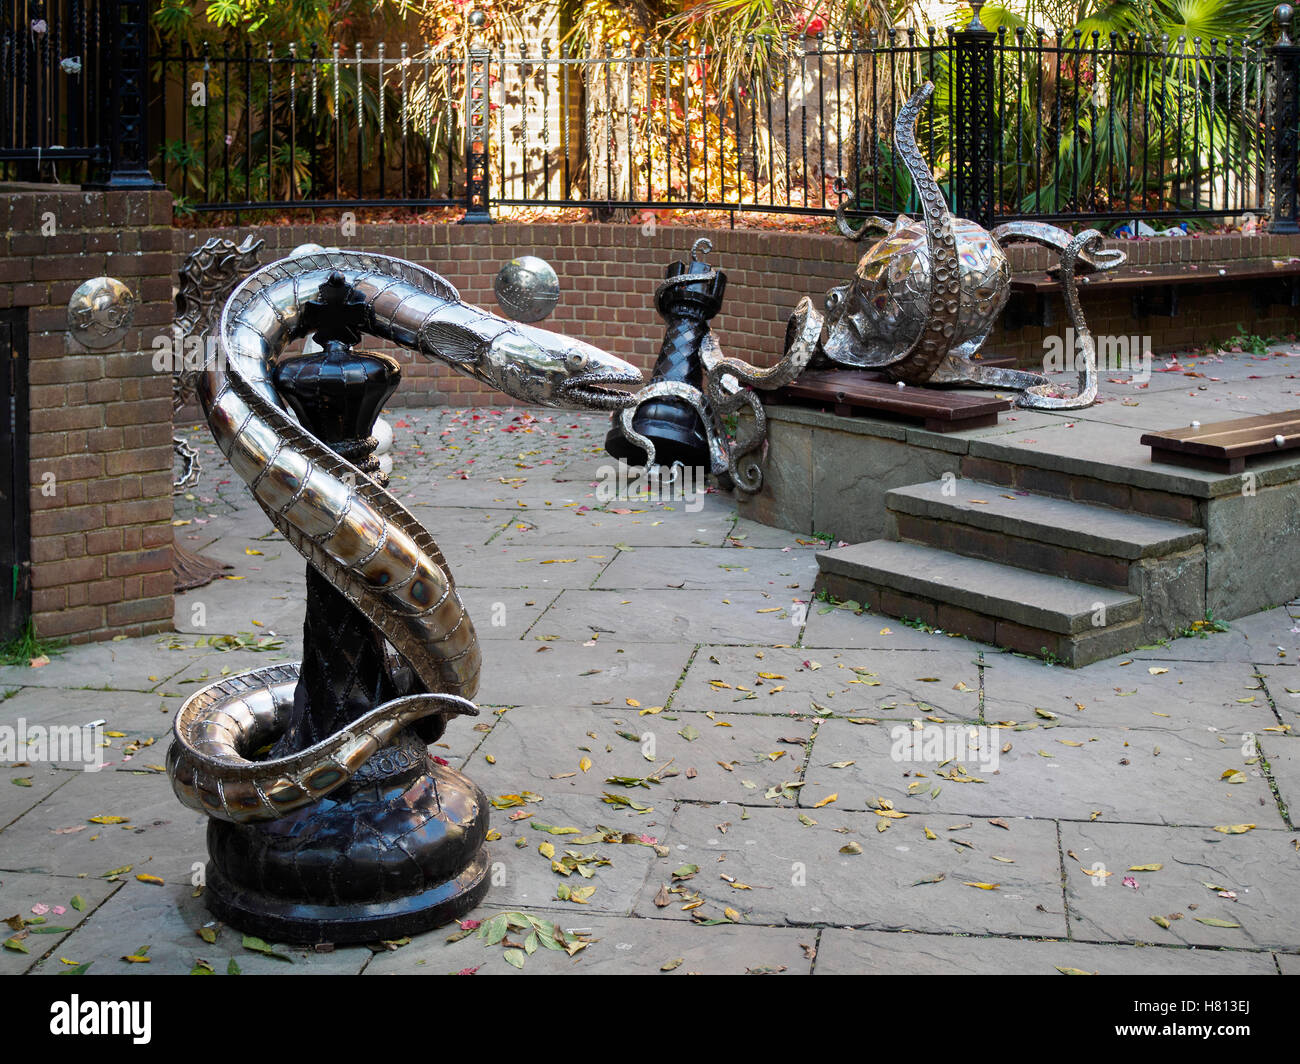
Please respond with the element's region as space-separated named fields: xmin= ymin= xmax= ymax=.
xmin=167 ymin=250 xmax=640 ymax=824
xmin=616 ymin=239 xmax=817 ymax=493
xmin=797 ymin=81 xmax=1126 ymax=409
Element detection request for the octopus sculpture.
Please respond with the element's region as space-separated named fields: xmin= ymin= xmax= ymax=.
xmin=792 ymin=81 xmax=1126 ymax=409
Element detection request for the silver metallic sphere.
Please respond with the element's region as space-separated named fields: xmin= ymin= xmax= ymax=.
xmin=67 ymin=276 xmax=137 ymax=349
xmin=493 ymin=255 xmax=560 ymax=323
xmin=468 ymin=9 xmax=486 ymax=28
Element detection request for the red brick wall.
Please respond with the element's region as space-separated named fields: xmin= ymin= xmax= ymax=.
xmin=180 ymin=220 xmax=1300 ymax=407
xmin=0 ymin=187 xmax=175 ymax=644
xmin=176 ymin=222 xmax=865 ymax=407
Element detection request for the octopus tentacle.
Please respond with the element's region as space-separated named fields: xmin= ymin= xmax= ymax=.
xmin=833 ymin=177 xmax=897 ymax=243
xmin=886 ymin=82 xmax=963 ymax=385
xmin=990 ymin=221 xmax=1126 ymax=274
xmin=1014 ymin=229 xmax=1103 ymax=410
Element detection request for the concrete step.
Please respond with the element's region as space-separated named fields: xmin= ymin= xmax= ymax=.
xmin=816 ymin=540 xmax=1145 ymax=667
xmin=886 ymin=479 xmax=1205 ymax=589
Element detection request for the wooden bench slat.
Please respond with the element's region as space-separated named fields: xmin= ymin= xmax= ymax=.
xmin=1011 ymin=259 xmax=1300 ymax=294
xmin=774 ymin=370 xmax=1011 ymax=433
xmin=1140 ymin=410 xmax=1300 ymax=471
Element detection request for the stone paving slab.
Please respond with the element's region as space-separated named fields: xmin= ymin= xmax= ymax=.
xmin=727 ymin=518 xmax=824 ymax=549
xmin=454 ymin=550 xmax=613 ymax=591
xmin=388 ymin=476 xmax=583 ymax=509
xmin=472 ymin=704 xmax=814 ymax=806
xmin=475 ymin=796 xmax=662 ymax=916
xmin=8 ymin=404 xmax=1298 ymax=976
xmin=1060 ymin=821 xmax=1300 ymax=951
xmin=0 ymin=766 xmax=208 ymax=884
xmin=25 ymin=881 xmax=371 ymax=976
xmin=1127 ymin=628 xmax=1257 ymax=664
xmin=475 ymin=640 xmax=694 ymax=709
xmin=174 ymin=579 xmax=305 ymax=639
xmin=594 ymin=546 xmax=819 ymax=592
xmin=157 ymin=647 xmax=302 ymax=693
xmin=673 ymin=645 xmax=985 ymax=720
xmin=532 ymin=589 xmax=804 ymax=644
xmin=0 ymin=765 xmax=75 ymax=830
xmin=494 ymin=505 xmax=737 ymax=548
xmin=0 ymin=870 xmax=118 ymax=975
xmin=365 ymin=911 xmax=814 ymax=975
xmin=814 ymin=927 xmax=1278 ymax=975
xmin=1258 ymin=668 xmax=1300 ymax=726
xmin=0 ymin=687 xmax=178 ymax=735
xmin=1230 ymin=606 xmax=1300 ymax=663
xmin=802 ymin=719 xmax=1281 ymax=827
xmin=980 ymin=656 xmax=1278 ymax=732
xmin=635 ymin=803 xmax=1067 ymax=937
xmin=0 ymin=641 xmax=204 ymax=694
xmin=457 ymin=588 xmax=563 ymax=641
xmin=400 ymin=505 xmax=520 ymax=545
xmin=1256 ymin=734 xmax=1300 ymax=821
xmin=798 ymin=606 xmax=978 ymax=651
xmin=1074 ymin=393 xmax=1267 ymax=431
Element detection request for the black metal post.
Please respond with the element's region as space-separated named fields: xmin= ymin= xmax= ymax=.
xmin=99 ymin=0 xmax=161 ymax=188
xmin=953 ymin=1 xmax=995 ymax=227
xmin=1270 ymin=4 xmax=1299 ymax=234
xmin=461 ymin=12 xmax=493 ymax=224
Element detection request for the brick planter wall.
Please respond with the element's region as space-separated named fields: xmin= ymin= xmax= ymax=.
xmin=175 ymin=222 xmax=865 ymax=407
xmin=0 ymin=186 xmax=175 ymax=645
xmin=180 ymin=220 xmax=1300 ymax=409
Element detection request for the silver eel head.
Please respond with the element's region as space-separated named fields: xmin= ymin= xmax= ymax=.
xmin=417 ymin=310 xmax=641 ymax=410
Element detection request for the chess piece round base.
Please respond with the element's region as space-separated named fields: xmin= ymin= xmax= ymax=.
xmin=603 ymin=400 xmax=710 ymax=469
xmin=203 ymin=754 xmax=490 ymax=945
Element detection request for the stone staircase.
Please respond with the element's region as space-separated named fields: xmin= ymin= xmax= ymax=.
xmin=816 ymin=478 xmax=1208 ymax=666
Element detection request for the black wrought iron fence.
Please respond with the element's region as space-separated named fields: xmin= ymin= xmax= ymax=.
xmin=2 ymin=0 xmax=154 ymax=187
xmin=1 ymin=0 xmax=108 ymax=178
xmin=157 ymin=41 xmax=469 ymax=212
xmin=5 ymin=3 xmax=1299 ymax=232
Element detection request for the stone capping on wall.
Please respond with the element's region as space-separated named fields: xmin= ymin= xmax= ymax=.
xmin=0 ymin=186 xmax=176 ymax=645
xmin=177 ymin=220 xmax=1300 ymax=410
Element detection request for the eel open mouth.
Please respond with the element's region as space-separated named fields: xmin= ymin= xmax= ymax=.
xmin=561 ymin=370 xmax=642 ymax=408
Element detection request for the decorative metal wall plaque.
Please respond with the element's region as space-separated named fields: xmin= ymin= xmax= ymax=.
xmin=67 ymin=276 xmax=137 ymax=349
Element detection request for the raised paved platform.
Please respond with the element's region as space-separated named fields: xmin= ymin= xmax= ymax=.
xmin=740 ymin=342 xmax=1300 ymax=662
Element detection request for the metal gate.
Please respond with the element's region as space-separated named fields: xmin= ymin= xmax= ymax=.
xmin=0 ymin=309 xmax=29 ymax=642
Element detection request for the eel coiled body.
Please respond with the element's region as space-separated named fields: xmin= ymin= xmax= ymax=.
xmin=169 ymin=251 xmax=639 ymax=823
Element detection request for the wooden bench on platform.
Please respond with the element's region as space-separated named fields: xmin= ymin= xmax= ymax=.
xmin=1006 ymin=256 xmax=1300 ymax=325
xmin=774 ymin=367 xmax=1014 ymax=433
xmin=1140 ymin=411 xmax=1300 ymax=473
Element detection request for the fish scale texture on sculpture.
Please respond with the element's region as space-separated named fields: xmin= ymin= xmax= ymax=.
xmin=168 ymin=251 xmax=640 ymax=824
